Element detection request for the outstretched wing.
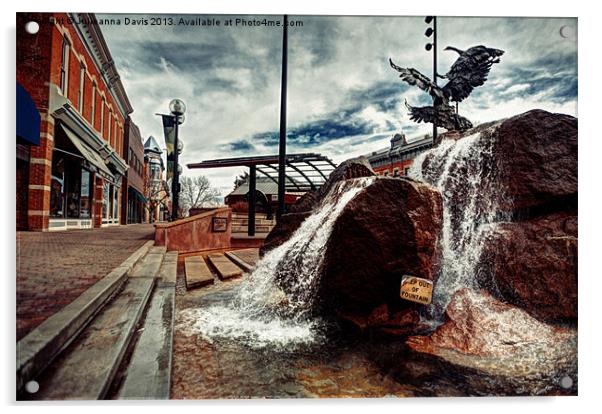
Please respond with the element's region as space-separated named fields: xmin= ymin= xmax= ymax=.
xmin=390 ymin=58 xmax=446 ymax=102
xmin=442 ymin=46 xmax=504 ymax=102
xmin=405 ymin=100 xmax=436 ymax=125
xmin=405 ymin=101 xmax=473 ymax=132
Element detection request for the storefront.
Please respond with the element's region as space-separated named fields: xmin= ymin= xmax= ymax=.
xmin=49 ymin=123 xmax=122 ymax=230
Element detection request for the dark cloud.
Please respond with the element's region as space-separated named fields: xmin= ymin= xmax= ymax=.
xmin=226 ymin=140 xmax=256 ymax=152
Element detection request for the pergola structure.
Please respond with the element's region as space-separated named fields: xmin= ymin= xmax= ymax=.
xmin=187 ymin=153 xmax=337 ymax=236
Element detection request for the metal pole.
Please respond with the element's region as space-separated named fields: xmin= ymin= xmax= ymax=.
xmin=432 ymin=16 xmax=438 ymax=144
xmin=171 ymin=114 xmax=179 ymax=221
xmin=248 ymin=165 xmax=256 ymax=236
xmin=277 ymin=14 xmax=288 ymax=221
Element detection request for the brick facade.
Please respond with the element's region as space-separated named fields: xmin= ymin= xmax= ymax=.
xmin=366 ymin=132 xmax=434 ymax=178
xmin=17 ymin=13 xmax=133 ymax=231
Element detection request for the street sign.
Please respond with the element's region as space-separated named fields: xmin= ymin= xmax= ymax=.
xmin=400 ymin=275 xmax=433 ymax=305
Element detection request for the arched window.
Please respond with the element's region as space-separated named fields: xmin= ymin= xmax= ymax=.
xmin=78 ymin=63 xmax=85 ymax=112
xmin=60 ymin=37 xmax=71 ymax=95
xmin=90 ymin=82 xmax=96 ymax=127
xmin=108 ymin=110 xmax=113 ymax=147
xmin=100 ymin=98 xmax=105 ymax=136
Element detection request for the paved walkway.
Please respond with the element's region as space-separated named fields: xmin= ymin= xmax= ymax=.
xmin=16 ymin=225 xmax=155 ymax=340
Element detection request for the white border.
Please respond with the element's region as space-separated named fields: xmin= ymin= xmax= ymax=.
xmin=3 ymin=1 xmax=600 ymax=413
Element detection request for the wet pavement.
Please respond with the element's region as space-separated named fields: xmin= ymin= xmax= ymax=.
xmin=170 ymin=266 xmax=577 ymax=399
xmin=16 ymin=224 xmax=155 ymax=340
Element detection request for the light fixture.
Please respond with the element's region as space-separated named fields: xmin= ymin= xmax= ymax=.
xmin=169 ymin=98 xmax=186 ymax=116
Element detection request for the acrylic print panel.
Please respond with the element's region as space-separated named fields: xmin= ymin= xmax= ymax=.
xmin=16 ymin=12 xmax=577 ymax=400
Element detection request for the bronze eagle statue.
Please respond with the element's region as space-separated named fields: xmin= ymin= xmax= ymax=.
xmin=390 ymin=45 xmax=504 ymax=131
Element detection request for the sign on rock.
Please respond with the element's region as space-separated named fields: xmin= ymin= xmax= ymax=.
xmin=400 ymin=275 xmax=433 ymax=305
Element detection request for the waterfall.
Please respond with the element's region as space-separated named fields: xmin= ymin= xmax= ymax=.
xmin=408 ymin=128 xmax=507 ymax=315
xmin=180 ymin=177 xmax=376 ymax=349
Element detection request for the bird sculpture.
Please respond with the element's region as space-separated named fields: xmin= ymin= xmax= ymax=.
xmin=390 ymin=45 xmax=504 ymax=131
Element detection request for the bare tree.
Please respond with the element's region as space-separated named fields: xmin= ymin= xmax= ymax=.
xmin=233 ymin=171 xmax=249 ymax=189
xmin=179 ymin=175 xmax=221 ymax=217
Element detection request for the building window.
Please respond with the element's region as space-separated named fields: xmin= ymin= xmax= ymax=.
xmin=384 ymin=171 xmax=389 ymax=176
xmin=80 ymin=169 xmax=92 ymax=218
xmin=100 ymin=99 xmax=105 ymax=136
xmin=113 ymin=186 xmax=119 ymax=220
xmin=404 ymin=167 xmax=410 ymax=176
xmin=50 ymin=155 xmax=66 ymax=218
xmin=50 ymin=151 xmax=92 ymax=219
xmin=103 ymin=181 xmax=110 ymax=219
xmin=60 ymin=38 xmax=70 ymax=95
xmin=393 ymin=168 xmax=400 ymax=177
xmin=90 ymin=84 xmax=96 ymax=127
xmin=78 ymin=64 xmax=85 ymax=112
xmin=108 ymin=111 xmax=113 ymax=146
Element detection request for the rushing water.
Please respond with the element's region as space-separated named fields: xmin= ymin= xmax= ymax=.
xmin=181 ymin=177 xmax=376 ymax=349
xmin=408 ymin=128 xmax=508 ymax=315
xmin=175 ymin=129 xmax=576 ymax=397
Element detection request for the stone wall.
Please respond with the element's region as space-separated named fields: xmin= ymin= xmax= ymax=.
xmin=154 ymin=207 xmax=232 ymax=253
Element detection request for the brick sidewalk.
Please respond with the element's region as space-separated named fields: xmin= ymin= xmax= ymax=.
xmin=16 ymin=225 xmax=155 ymax=341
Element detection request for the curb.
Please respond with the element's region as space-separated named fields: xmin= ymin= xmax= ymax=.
xmin=16 ymin=240 xmax=154 ymax=392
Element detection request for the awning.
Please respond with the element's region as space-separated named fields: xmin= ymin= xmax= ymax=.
xmin=59 ymin=124 xmax=115 ymax=180
xmin=17 ymin=82 xmax=41 ymax=146
xmin=131 ymin=187 xmax=148 ymax=204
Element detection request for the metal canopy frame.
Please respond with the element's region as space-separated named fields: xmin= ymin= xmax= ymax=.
xmin=187 ymin=153 xmax=337 ymax=193
xmin=187 ymin=153 xmax=337 ymax=236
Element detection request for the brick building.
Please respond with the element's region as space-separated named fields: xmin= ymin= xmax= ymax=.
xmin=367 ymin=131 xmax=434 ymax=177
xmin=144 ymin=136 xmax=170 ymax=223
xmin=17 ymin=13 xmax=132 ymax=231
xmin=121 ymin=118 xmax=147 ymax=224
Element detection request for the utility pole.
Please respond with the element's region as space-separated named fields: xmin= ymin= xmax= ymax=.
xmin=277 ymin=14 xmax=288 ymax=221
xmin=425 ymin=16 xmax=437 ymax=144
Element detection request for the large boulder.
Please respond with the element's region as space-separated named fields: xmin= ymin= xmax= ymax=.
xmin=407 ymin=288 xmax=574 ymax=357
xmin=317 ymin=177 xmax=443 ymax=317
xmin=494 ymin=109 xmax=577 ymax=213
xmin=480 ymin=212 xmax=577 ymax=322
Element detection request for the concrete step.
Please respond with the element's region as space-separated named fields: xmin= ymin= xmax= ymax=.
xmin=232 ymin=213 xmax=272 ymax=220
xmin=117 ymin=286 xmax=174 ymax=400
xmin=232 ymin=225 xmax=273 ymax=233
xmin=231 ymin=218 xmax=276 ymax=226
xmin=184 ymin=256 xmax=214 ymax=289
xmin=28 ymin=277 xmax=155 ymax=400
xmin=16 ymin=240 xmax=154 ymax=394
xmin=157 ymin=251 xmax=177 ymax=288
xmin=224 ymin=249 xmax=260 ymax=273
xmin=130 ymin=246 xmax=167 ymax=278
xmin=207 ymin=253 xmax=243 ymax=280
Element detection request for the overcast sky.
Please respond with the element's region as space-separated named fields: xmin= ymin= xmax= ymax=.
xmin=100 ymin=15 xmax=577 ymax=197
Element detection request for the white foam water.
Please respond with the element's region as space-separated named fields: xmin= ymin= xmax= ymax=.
xmin=180 ymin=177 xmax=376 ymax=349
xmin=408 ymin=129 xmax=506 ymax=312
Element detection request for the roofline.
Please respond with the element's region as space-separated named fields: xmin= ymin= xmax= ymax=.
xmin=69 ymin=13 xmax=134 ymax=118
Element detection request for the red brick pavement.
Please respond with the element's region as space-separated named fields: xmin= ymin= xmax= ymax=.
xmin=16 ymin=225 xmax=155 ymax=340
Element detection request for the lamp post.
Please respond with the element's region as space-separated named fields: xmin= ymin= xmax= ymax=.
xmin=424 ymin=16 xmax=437 ymax=144
xmin=168 ymin=98 xmax=186 ymax=221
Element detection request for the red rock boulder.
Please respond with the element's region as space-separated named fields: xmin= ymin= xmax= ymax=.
xmin=317 ymin=177 xmax=443 ymax=317
xmin=494 ymin=109 xmax=577 ymax=213
xmin=480 ymin=212 xmax=577 ymax=322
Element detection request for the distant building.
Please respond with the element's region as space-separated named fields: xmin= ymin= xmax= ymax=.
xmin=366 ymin=131 xmax=434 ymax=177
xmin=224 ymin=177 xmax=304 ymax=217
xmin=16 ymin=13 xmax=131 ymax=231
xmin=144 ymin=136 xmax=170 ymax=222
xmin=121 ymin=117 xmax=147 ymax=224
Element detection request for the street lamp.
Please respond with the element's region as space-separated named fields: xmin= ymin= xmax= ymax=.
xmin=424 ymin=16 xmax=437 ymax=143
xmin=169 ymin=98 xmax=186 ymax=221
